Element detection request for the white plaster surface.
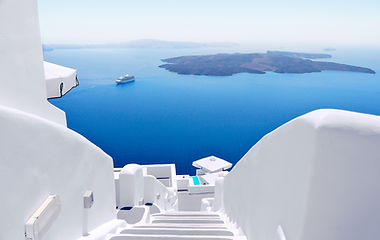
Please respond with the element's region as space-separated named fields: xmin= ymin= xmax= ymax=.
xmin=223 ymin=109 xmax=380 ymax=240
xmin=79 ymin=220 xmax=127 ymax=240
xmin=144 ymin=175 xmax=177 ymax=211
xmin=0 ymin=105 xmax=116 ymax=240
xmin=193 ymin=156 xmax=232 ymax=173
xmin=44 ymin=61 xmax=78 ymax=99
xmin=0 ymin=0 xmax=66 ymax=125
xmin=119 ymin=164 xmax=144 ymax=207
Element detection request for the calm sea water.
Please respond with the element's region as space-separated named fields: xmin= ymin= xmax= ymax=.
xmin=45 ymin=47 xmax=380 ymax=174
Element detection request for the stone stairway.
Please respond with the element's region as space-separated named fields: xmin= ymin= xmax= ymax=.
xmin=111 ymin=211 xmax=245 ymax=240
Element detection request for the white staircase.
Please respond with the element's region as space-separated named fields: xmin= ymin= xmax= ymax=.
xmin=111 ymin=211 xmax=245 ymax=240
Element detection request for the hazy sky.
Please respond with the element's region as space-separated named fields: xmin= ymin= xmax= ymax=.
xmin=38 ymin=0 xmax=380 ymax=48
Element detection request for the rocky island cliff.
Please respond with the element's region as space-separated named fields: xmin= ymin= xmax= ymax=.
xmin=159 ymin=51 xmax=375 ymax=76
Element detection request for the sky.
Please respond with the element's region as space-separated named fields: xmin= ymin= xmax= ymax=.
xmin=38 ymin=0 xmax=380 ymax=48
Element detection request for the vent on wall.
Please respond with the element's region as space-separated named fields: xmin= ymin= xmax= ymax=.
xmin=25 ymin=195 xmax=61 ymax=240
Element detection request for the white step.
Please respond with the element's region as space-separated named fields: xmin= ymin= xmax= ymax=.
xmin=134 ymin=224 xmax=227 ymax=229
xmin=152 ymin=212 xmax=220 ymax=217
xmin=152 ymin=218 xmax=225 ymax=224
xmin=110 ymin=234 xmax=234 ymax=240
xmin=152 ymin=215 xmax=221 ymax=219
xmin=121 ymin=228 xmax=233 ymax=236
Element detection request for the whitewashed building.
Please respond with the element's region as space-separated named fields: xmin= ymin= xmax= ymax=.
xmin=1 ymin=0 xmax=380 ymax=240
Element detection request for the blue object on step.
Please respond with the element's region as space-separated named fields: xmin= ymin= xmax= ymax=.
xmin=192 ymin=176 xmax=200 ymax=185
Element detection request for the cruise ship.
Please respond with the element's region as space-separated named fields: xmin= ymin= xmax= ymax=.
xmin=1 ymin=1 xmax=380 ymax=240
xmin=116 ymin=74 xmax=135 ymax=84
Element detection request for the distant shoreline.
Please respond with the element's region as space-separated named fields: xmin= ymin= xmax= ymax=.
xmin=42 ymin=39 xmax=238 ymax=51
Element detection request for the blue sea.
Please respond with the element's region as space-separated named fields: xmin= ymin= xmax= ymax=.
xmin=45 ymin=47 xmax=380 ymax=174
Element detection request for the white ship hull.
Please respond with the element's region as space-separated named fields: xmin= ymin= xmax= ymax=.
xmin=116 ymin=75 xmax=135 ymax=84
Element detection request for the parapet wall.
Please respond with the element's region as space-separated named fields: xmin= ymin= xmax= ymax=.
xmin=223 ymin=109 xmax=380 ymax=240
xmin=0 ymin=105 xmax=116 ymax=240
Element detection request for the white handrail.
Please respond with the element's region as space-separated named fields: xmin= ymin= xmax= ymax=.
xmin=144 ymin=175 xmax=177 ymax=211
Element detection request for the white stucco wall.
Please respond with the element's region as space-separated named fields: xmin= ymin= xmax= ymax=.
xmin=0 ymin=1 xmax=121 ymax=239
xmin=223 ymin=109 xmax=380 ymax=240
xmin=44 ymin=61 xmax=78 ymax=99
xmin=119 ymin=164 xmax=144 ymax=208
xmin=0 ymin=105 xmax=116 ymax=240
xmin=0 ymin=0 xmax=66 ymax=125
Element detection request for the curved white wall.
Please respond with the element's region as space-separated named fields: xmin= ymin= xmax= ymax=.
xmin=223 ymin=109 xmax=380 ymax=240
xmin=0 ymin=0 xmax=66 ymax=125
xmin=0 ymin=105 xmax=116 ymax=240
xmin=0 ymin=1 xmax=121 ymax=239
xmin=119 ymin=164 xmax=144 ymax=208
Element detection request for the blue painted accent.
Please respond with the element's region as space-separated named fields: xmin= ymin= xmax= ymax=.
xmin=192 ymin=176 xmax=200 ymax=185
xmin=120 ymin=206 xmax=133 ymax=211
